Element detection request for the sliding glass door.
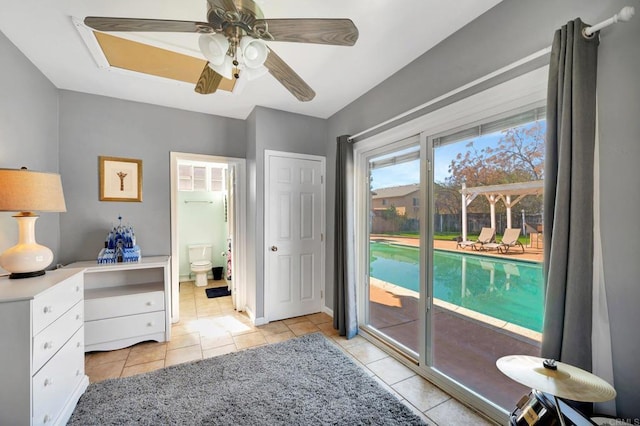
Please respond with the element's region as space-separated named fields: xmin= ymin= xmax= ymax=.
xmin=429 ymin=110 xmax=546 ymax=409
xmin=361 ymin=137 xmax=422 ymax=357
xmin=355 ymin=105 xmax=546 ymax=414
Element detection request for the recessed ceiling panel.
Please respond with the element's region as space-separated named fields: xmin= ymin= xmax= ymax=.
xmin=94 ymin=32 xmax=236 ymax=92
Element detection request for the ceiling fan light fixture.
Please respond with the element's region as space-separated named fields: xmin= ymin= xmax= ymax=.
xmin=241 ymin=65 xmax=269 ymax=81
xmin=207 ymin=55 xmax=233 ymax=80
xmin=198 ymin=33 xmax=229 ymax=66
xmin=239 ymin=36 xmax=268 ymax=69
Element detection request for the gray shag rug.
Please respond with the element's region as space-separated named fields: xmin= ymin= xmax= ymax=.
xmin=69 ymin=333 xmax=427 ymax=425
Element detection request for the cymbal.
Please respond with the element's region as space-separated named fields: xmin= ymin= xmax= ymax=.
xmin=496 ymin=355 xmax=616 ymax=402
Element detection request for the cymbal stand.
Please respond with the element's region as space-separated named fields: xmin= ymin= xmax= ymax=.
xmin=553 ymin=395 xmax=567 ymax=426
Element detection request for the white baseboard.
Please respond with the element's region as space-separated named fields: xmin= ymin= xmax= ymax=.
xmin=322 ymin=306 xmax=334 ymax=317
xmin=253 ymin=316 xmax=267 ymax=326
xmin=245 ymin=306 xmax=267 ymax=325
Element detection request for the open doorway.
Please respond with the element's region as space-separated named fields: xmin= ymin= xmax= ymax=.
xmin=170 ymin=152 xmax=246 ymax=323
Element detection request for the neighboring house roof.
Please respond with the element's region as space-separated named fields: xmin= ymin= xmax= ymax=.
xmin=371 ymin=184 xmax=420 ymax=199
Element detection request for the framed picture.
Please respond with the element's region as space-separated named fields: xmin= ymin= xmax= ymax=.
xmin=99 ymin=156 xmax=143 ymax=202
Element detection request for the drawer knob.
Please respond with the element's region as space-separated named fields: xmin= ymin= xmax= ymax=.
xmin=43 ymin=341 xmax=54 ymax=350
xmin=75 ymin=285 xmax=80 ymax=292
xmin=44 ymin=378 xmax=53 ymax=387
xmin=43 ymin=414 xmax=51 ymax=423
xmin=77 ymin=341 xmax=81 ymax=348
xmin=146 ymin=301 xmax=155 ymax=306
xmin=147 ymin=322 xmax=154 ymax=327
xmin=43 ymin=306 xmax=54 ymax=314
xmin=76 ymin=314 xmax=82 ymax=321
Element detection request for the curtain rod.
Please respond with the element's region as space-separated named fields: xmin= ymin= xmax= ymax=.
xmin=583 ymin=6 xmax=635 ymax=37
xmin=184 ymin=200 xmax=213 ymax=204
xmin=348 ymin=6 xmax=634 ymax=144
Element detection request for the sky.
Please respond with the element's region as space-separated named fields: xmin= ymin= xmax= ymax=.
xmin=370 ymin=120 xmax=544 ymax=189
xmin=370 ymin=132 xmax=502 ymax=189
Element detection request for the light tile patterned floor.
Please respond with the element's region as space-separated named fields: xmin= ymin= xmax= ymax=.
xmin=84 ymin=280 xmax=498 ymax=425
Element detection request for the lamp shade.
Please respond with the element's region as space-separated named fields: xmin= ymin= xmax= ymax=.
xmin=239 ymin=36 xmax=268 ymax=69
xmin=0 ymin=168 xmax=66 ymax=213
xmin=199 ymin=33 xmax=229 ymax=66
xmin=207 ymin=55 xmax=233 ymax=80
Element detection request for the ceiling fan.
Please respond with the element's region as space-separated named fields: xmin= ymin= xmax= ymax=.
xmin=84 ymin=0 xmax=359 ymax=101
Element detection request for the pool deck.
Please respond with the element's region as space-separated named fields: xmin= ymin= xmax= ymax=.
xmin=372 ymin=234 xmax=544 ymax=263
xmin=367 ymin=234 xmax=543 ymax=409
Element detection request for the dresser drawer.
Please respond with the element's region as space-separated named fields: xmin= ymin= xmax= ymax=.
xmin=84 ymin=286 xmax=165 ymax=321
xmin=33 ymin=301 xmax=84 ymax=373
xmin=32 ymin=327 xmax=85 ymax=426
xmin=32 ymin=273 xmax=83 ymax=335
xmin=85 ymin=311 xmax=165 ymax=346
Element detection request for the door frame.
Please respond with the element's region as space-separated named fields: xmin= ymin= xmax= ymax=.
xmin=351 ymin=66 xmax=549 ymax=423
xmin=353 ymin=134 xmax=423 ymax=359
xmin=263 ymin=150 xmax=326 ymax=322
xmin=169 ymin=152 xmax=247 ymax=323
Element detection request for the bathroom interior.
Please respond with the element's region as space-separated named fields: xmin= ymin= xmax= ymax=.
xmin=177 ymin=160 xmax=230 ymax=290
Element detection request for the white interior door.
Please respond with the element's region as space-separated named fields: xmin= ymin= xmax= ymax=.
xmin=265 ymin=152 xmax=325 ymax=322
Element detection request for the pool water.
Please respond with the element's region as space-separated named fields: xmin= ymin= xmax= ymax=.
xmin=370 ymin=242 xmax=544 ymax=332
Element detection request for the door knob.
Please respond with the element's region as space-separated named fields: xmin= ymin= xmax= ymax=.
xmin=270 ymin=246 xmax=278 ymax=252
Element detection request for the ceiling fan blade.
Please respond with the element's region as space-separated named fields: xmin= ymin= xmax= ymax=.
xmin=264 ymin=48 xmax=315 ymax=102
xmin=194 ymin=64 xmax=223 ymax=94
xmin=258 ymin=19 xmax=359 ymax=46
xmin=84 ymin=17 xmax=216 ymax=33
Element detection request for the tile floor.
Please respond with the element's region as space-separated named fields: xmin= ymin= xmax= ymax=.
xmin=84 ymin=280 xmax=498 ymax=425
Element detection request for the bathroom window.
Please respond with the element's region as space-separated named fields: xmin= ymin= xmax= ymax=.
xmin=210 ymin=167 xmax=225 ymax=192
xmin=178 ymin=164 xmax=193 ymax=191
xmin=178 ymin=163 xmax=227 ymax=192
xmin=193 ymin=166 xmax=207 ymax=191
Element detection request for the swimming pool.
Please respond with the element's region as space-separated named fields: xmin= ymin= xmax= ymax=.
xmin=370 ymin=241 xmax=544 ymax=332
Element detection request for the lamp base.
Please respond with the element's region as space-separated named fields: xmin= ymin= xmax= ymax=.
xmin=0 ymin=214 xmax=54 ymax=278
xmin=9 ymin=270 xmax=46 ymax=280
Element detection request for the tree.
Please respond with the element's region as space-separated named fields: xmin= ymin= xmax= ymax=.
xmin=446 ymin=122 xmax=544 ymax=188
xmin=434 ymin=182 xmax=461 ymax=215
xmin=381 ymin=205 xmax=399 ymax=221
xmin=441 ymin=121 xmax=545 ymax=214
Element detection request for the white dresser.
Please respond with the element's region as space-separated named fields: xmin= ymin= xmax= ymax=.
xmin=66 ymin=256 xmax=171 ymax=352
xmin=0 ymin=268 xmax=89 ymax=426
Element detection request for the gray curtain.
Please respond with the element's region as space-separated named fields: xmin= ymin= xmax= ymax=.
xmin=334 ymin=135 xmax=358 ymax=338
xmin=542 ymin=18 xmax=599 ymax=371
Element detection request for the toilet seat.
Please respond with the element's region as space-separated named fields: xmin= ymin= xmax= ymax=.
xmin=191 ymin=260 xmax=212 ymax=272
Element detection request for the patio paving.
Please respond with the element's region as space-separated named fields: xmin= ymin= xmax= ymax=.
xmin=372 ymin=235 xmax=543 ymax=263
xmin=368 ymin=235 xmax=543 ymax=410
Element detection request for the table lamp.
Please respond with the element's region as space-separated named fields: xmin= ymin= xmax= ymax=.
xmin=0 ymin=168 xmax=67 ymax=279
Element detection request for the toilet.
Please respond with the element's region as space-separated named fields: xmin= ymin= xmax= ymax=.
xmin=188 ymin=244 xmax=213 ymax=287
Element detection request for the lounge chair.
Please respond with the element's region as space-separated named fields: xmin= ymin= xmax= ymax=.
xmin=456 ymin=227 xmax=495 ymax=250
xmin=482 ymin=228 xmax=525 ymax=254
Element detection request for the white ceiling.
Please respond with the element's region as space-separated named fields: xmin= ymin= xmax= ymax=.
xmin=0 ymin=0 xmax=502 ymax=120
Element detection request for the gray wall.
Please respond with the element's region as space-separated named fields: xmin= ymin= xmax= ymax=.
xmin=597 ymin=7 xmax=640 ymax=418
xmin=326 ymin=0 xmax=639 ymax=417
xmin=0 ymin=30 xmax=61 ymax=266
xmin=58 ymin=90 xmax=246 ymax=263
xmin=245 ymin=109 xmax=258 ymax=316
xmin=251 ymin=106 xmax=328 ymax=319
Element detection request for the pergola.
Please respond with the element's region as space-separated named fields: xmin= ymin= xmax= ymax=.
xmin=460 ymin=180 xmax=543 ymax=241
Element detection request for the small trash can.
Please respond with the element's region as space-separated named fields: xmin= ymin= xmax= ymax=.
xmin=212 ymin=266 xmax=224 ymax=280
